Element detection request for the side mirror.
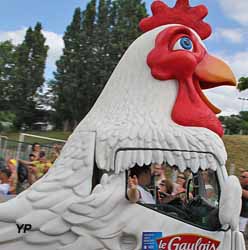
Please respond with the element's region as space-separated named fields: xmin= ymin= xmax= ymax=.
xmin=219 ymin=175 xmax=242 ymax=230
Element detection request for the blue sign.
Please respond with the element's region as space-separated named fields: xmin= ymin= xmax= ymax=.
xmin=142 ymin=232 xmax=163 ymax=250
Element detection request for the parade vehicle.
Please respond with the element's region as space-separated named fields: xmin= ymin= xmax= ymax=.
xmin=0 ymin=0 xmax=245 ymax=250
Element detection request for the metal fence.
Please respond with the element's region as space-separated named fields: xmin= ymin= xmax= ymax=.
xmin=0 ymin=136 xmax=64 ymax=163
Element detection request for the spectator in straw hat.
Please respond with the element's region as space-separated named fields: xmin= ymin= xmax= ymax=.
xmin=6 ymin=159 xmax=18 ymax=194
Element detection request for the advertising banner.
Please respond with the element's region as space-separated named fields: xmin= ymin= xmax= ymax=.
xmin=142 ymin=232 xmax=163 ymax=250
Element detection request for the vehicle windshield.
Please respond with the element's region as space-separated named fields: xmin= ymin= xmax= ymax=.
xmin=126 ymin=160 xmax=220 ymax=231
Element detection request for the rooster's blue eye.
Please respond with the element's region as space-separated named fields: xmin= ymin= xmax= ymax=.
xmin=173 ymin=37 xmax=193 ymax=51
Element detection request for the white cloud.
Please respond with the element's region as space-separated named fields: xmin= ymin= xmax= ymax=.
xmin=212 ymin=28 xmax=245 ymax=44
xmin=42 ymin=30 xmax=64 ymax=67
xmin=204 ymin=88 xmax=243 ymax=116
xmin=204 ymin=50 xmax=248 ymax=115
xmin=0 ymin=28 xmax=26 ymax=45
xmin=219 ymin=0 xmax=248 ymax=26
xmin=0 ymin=28 xmax=64 ymax=71
xmin=213 ymin=51 xmax=248 ymax=80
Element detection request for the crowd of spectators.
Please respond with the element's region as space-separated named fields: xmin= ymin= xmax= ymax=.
xmin=0 ymin=142 xmax=62 ymax=202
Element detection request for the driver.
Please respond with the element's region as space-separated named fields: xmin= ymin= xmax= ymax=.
xmin=127 ymin=164 xmax=155 ymax=204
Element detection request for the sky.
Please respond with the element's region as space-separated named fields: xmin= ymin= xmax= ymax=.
xmin=0 ymin=0 xmax=247 ymax=115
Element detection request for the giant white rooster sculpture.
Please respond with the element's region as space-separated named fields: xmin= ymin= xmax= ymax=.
xmin=0 ymin=1 xmax=242 ymax=250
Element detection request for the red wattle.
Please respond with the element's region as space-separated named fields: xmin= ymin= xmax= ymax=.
xmin=171 ymin=78 xmax=224 ymax=137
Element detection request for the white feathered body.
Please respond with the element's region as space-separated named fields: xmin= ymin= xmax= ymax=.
xmin=0 ymin=25 xmax=233 ymax=250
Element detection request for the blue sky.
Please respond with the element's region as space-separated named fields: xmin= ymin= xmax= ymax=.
xmin=0 ymin=0 xmax=247 ymax=114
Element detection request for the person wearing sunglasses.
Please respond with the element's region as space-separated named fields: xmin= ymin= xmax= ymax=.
xmin=239 ymin=170 xmax=248 ymax=234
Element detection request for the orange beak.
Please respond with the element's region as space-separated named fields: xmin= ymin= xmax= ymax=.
xmin=194 ymin=54 xmax=237 ymax=114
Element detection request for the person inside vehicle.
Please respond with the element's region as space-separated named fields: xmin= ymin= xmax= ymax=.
xmin=173 ymin=173 xmax=187 ymax=195
xmin=127 ymin=164 xmax=155 ymax=204
xmin=200 ymin=170 xmax=218 ymax=206
xmin=151 ymin=163 xmax=166 ymax=186
xmin=157 ymin=179 xmax=174 ymax=203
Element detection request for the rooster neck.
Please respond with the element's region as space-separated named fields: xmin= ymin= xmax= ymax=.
xmin=73 ymin=26 xmax=227 ymax=172
xmin=172 ymin=77 xmax=223 ymax=137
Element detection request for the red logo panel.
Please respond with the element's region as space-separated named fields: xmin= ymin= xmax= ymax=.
xmin=156 ymin=234 xmax=220 ymax=250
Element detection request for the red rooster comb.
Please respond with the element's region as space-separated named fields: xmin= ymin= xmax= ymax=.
xmin=139 ymin=0 xmax=212 ymax=40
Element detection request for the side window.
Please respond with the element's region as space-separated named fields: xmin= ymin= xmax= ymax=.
xmin=126 ymin=163 xmax=220 ymax=231
xmin=199 ymin=170 xmax=219 ymax=207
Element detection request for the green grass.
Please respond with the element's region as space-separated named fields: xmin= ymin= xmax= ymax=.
xmin=223 ymin=135 xmax=248 ymax=175
xmin=1 ymin=131 xmax=248 ymax=175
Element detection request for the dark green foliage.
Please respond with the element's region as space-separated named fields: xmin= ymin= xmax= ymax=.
xmin=220 ymin=111 xmax=248 ymax=135
xmin=0 ymin=111 xmax=16 ymax=123
xmin=0 ymin=111 xmax=16 ymax=131
xmin=235 ymin=77 xmax=248 ymax=134
xmin=0 ymin=41 xmax=17 ymax=110
xmin=51 ymin=0 xmax=147 ymax=130
xmin=12 ymin=23 xmax=48 ymax=129
xmin=1 ymin=1 xmax=148 ymax=130
xmin=110 ymin=0 xmax=147 ymax=60
xmin=52 ymin=7 xmax=89 ymax=130
xmin=237 ymin=77 xmax=248 ymax=92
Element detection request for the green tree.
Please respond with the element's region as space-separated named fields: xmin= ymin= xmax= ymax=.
xmin=237 ymin=77 xmax=248 ymax=92
xmin=110 ymin=0 xmax=147 ymax=61
xmin=78 ymin=0 xmax=112 ymax=118
xmin=240 ymin=120 xmax=248 ymax=134
xmin=51 ymin=0 xmax=147 ymax=130
xmin=52 ymin=7 xmax=85 ymax=130
xmin=0 ymin=41 xmax=17 ymax=110
xmin=93 ymin=0 xmax=112 ymax=89
xmin=224 ymin=115 xmax=242 ymax=134
xmin=239 ymin=111 xmax=248 ymax=122
xmin=12 ymin=23 xmax=48 ymax=129
xmin=220 ymin=111 xmax=248 ymax=135
xmin=52 ymin=1 xmax=99 ymax=130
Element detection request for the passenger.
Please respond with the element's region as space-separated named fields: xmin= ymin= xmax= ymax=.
xmin=201 ymin=171 xmax=218 ymax=205
xmin=127 ymin=164 xmax=155 ymax=204
xmin=157 ymin=179 xmax=174 ymax=203
xmin=202 ymin=170 xmax=213 ymax=188
xmin=205 ymin=184 xmax=218 ymax=206
xmin=151 ymin=163 xmax=166 ymax=185
xmin=173 ymin=173 xmax=186 ymax=195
